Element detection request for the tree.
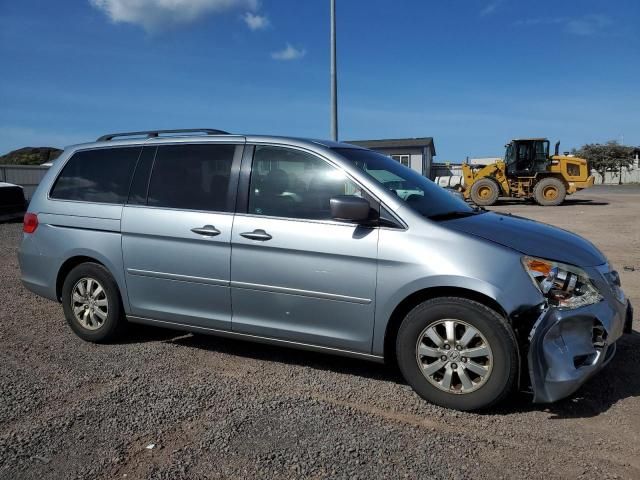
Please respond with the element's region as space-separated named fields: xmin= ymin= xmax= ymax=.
xmin=575 ymin=141 xmax=636 ymax=184
xmin=0 ymin=147 xmax=62 ymax=165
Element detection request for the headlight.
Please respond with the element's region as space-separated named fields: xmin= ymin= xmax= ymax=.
xmin=522 ymin=256 xmax=603 ymax=309
xmin=604 ymin=268 xmax=626 ymax=304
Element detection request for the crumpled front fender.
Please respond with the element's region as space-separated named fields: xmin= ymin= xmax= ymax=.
xmin=527 ymin=299 xmax=630 ymax=403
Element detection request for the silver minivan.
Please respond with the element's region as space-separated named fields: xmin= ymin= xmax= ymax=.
xmin=18 ymin=129 xmax=632 ymax=411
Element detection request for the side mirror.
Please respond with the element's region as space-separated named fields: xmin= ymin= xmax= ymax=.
xmin=330 ymin=195 xmax=372 ymax=223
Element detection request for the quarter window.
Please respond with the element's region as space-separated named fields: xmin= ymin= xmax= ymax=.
xmin=248 ymin=146 xmax=363 ymax=220
xmin=50 ymin=147 xmax=141 ymax=204
xmin=147 ymin=144 xmax=236 ymax=212
xmin=127 ymin=146 xmax=156 ymax=205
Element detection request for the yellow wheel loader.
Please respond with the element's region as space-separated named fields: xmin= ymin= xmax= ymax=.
xmin=461 ymin=138 xmax=594 ymax=206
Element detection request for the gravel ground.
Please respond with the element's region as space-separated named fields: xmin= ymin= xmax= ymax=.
xmin=1 ymin=185 xmax=639 ymax=479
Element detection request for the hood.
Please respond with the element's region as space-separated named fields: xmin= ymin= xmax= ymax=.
xmin=442 ymin=212 xmax=606 ymax=267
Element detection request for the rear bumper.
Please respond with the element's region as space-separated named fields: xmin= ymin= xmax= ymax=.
xmin=17 ymin=232 xmax=59 ymax=302
xmin=528 ymin=298 xmax=631 ymax=403
xmin=569 ymin=175 xmax=595 ymax=193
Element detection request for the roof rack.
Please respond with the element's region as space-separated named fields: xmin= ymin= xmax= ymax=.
xmin=97 ymin=129 xmax=230 ymax=142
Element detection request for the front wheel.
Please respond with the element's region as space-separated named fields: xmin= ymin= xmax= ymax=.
xmin=469 ymin=178 xmax=500 ymax=206
xmin=396 ymin=297 xmax=518 ymax=411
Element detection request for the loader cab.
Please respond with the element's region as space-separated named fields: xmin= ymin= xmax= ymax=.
xmin=504 ymin=138 xmax=550 ymax=177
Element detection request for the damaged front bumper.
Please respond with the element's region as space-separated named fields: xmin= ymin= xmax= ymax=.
xmin=527 ymin=283 xmax=633 ymax=403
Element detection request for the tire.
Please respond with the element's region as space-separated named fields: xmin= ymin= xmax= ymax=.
xmin=61 ymin=262 xmax=126 ymax=343
xmin=533 ymin=177 xmax=566 ymax=206
xmin=396 ymin=297 xmax=518 ymax=411
xmin=469 ymin=178 xmax=500 ymax=206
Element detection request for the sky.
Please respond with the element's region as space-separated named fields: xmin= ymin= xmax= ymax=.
xmin=0 ymin=0 xmax=639 ymax=161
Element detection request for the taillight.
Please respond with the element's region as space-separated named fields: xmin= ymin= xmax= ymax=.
xmin=23 ymin=213 xmax=38 ymax=233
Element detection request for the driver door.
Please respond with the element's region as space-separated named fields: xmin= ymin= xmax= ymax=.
xmin=507 ymin=142 xmax=533 ymax=176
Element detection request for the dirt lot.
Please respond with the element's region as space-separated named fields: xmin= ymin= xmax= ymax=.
xmin=1 ymin=185 xmax=639 ymax=480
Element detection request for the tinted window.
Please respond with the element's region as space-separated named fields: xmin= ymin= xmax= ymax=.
xmin=248 ymin=146 xmax=363 ymax=220
xmin=333 ymin=147 xmax=474 ymax=219
xmin=50 ymin=147 xmax=141 ymax=203
xmin=127 ymin=146 xmax=156 ymax=205
xmin=147 ymin=144 xmax=235 ymax=212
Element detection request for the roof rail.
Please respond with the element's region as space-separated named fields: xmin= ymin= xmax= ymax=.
xmin=96 ymin=129 xmax=230 ymax=142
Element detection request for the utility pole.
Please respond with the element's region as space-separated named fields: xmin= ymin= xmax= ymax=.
xmin=330 ymin=0 xmax=338 ymax=141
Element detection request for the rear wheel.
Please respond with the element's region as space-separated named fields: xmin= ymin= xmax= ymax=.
xmin=396 ymin=297 xmax=518 ymax=411
xmin=61 ymin=263 xmax=126 ymax=343
xmin=533 ymin=177 xmax=566 ymax=206
xmin=469 ymin=178 xmax=500 ymax=206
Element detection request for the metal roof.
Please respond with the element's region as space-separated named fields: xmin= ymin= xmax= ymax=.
xmin=346 ymin=137 xmax=435 ymax=155
xmin=510 ymin=138 xmax=549 ymax=142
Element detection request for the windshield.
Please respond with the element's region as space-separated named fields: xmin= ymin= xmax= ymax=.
xmin=333 ymin=148 xmax=474 ymax=218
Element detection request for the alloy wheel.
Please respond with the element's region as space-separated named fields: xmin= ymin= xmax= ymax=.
xmin=71 ymin=277 xmax=109 ymax=330
xmin=416 ymin=319 xmax=493 ymax=394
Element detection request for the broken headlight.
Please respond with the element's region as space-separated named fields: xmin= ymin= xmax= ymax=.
xmin=522 ymin=256 xmax=603 ymax=309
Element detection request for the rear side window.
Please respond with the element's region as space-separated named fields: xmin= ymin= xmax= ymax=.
xmin=147 ymin=144 xmax=236 ymax=212
xmin=50 ymin=147 xmax=141 ymax=203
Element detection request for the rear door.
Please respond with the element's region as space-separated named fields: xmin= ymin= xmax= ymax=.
xmin=230 ymin=145 xmax=379 ymax=353
xmin=121 ymin=142 xmax=242 ymax=329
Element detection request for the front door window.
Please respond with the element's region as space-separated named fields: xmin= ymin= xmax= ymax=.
xmin=248 ymin=146 xmax=363 ymax=220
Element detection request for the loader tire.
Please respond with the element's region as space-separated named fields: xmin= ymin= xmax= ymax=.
xmin=470 ymin=178 xmax=500 ymax=206
xmin=533 ymin=177 xmax=566 ymax=206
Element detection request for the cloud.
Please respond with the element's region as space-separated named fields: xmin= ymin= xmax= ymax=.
xmin=565 ymin=14 xmax=612 ymax=36
xmin=242 ymin=11 xmax=269 ymax=30
xmin=514 ymin=18 xmax=563 ymax=27
xmin=515 ymin=14 xmax=613 ymax=36
xmin=480 ymin=1 xmax=501 ymax=17
xmin=89 ymin=0 xmax=260 ymax=32
xmin=271 ymin=43 xmax=306 ymax=61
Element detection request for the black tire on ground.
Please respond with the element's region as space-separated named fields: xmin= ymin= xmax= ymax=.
xmin=396 ymin=297 xmax=518 ymax=411
xmin=533 ymin=177 xmax=566 ymax=206
xmin=61 ymin=262 xmax=126 ymax=343
xmin=469 ymin=178 xmax=500 ymax=206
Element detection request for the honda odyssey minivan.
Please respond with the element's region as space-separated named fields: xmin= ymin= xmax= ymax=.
xmin=18 ymin=129 xmax=633 ymax=410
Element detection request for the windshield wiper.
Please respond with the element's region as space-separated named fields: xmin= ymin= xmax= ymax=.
xmin=427 ymin=207 xmax=485 ymax=221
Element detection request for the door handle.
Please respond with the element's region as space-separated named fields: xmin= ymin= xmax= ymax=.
xmin=191 ymin=225 xmax=221 ymax=236
xmin=240 ymin=229 xmax=272 ymax=241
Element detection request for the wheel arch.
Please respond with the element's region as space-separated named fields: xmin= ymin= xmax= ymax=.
xmin=55 ymin=254 xmax=127 ymax=309
xmin=382 ymin=286 xmax=509 ymax=365
xmin=56 ymin=256 xmax=107 ymax=301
